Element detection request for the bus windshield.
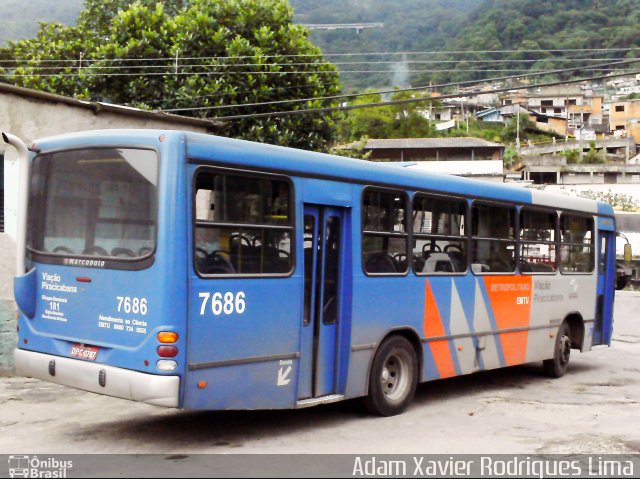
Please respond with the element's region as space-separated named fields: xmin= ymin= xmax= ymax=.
xmin=28 ymin=147 xmax=158 ymax=260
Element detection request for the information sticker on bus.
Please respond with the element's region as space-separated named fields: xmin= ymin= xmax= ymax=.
xmin=70 ymin=344 xmax=99 ymax=361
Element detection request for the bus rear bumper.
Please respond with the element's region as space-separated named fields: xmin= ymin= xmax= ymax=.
xmin=14 ymin=349 xmax=180 ymax=408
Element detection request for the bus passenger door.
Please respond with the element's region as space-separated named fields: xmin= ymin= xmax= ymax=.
xmin=299 ymin=205 xmax=344 ymax=399
xmin=595 ymin=229 xmax=616 ymax=345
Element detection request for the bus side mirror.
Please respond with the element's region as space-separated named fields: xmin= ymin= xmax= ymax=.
xmin=624 ymin=243 xmax=632 ymax=263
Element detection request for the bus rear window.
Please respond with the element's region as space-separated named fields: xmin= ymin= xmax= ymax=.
xmin=194 ymin=170 xmax=293 ymax=276
xmin=28 ymin=148 xmax=158 ymax=261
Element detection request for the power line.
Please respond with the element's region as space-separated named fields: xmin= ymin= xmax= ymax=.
xmin=5 ymin=70 xmax=340 ymax=78
xmin=126 ymin=61 xmax=634 ymax=108
xmin=6 ymin=56 xmax=636 ymax=71
xmin=147 ymin=66 xmax=634 ymax=111
xmin=0 ymin=47 xmax=637 ymax=64
xmin=125 ymin=82 xmax=331 ymax=106
xmin=206 ymin=68 xmax=640 ymax=121
xmin=6 ymin=65 xmax=636 ymax=79
xmin=156 ymin=59 xmax=640 ymax=114
xmin=160 ymin=67 xmax=634 ymax=114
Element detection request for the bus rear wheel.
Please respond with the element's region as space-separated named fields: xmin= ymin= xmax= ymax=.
xmin=543 ymin=321 xmax=572 ymax=378
xmin=364 ymin=336 xmax=418 ymax=416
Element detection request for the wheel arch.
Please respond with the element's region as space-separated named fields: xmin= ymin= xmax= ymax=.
xmin=563 ymin=312 xmax=585 ymax=350
xmin=364 ymin=327 xmax=423 ymax=395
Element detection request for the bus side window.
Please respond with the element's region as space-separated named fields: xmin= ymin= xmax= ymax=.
xmin=519 ymin=208 xmax=557 ymax=273
xmin=560 ymin=214 xmax=594 ymax=273
xmin=471 ymin=202 xmax=516 ymax=273
xmin=412 ymin=194 xmax=467 ymax=275
xmin=362 ymin=189 xmax=408 ymax=275
xmin=194 ymin=171 xmax=293 ymax=276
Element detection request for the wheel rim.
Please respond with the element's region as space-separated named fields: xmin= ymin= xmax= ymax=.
xmin=380 ymin=349 xmax=411 ymax=403
xmin=559 ymin=333 xmax=571 ymax=366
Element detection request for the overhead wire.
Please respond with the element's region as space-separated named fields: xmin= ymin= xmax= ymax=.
xmin=154 ymin=58 xmax=640 ymax=114
xmin=4 ymin=56 xmax=638 ymax=71
xmin=0 ymin=46 xmax=637 ymax=63
xmin=204 ymin=68 xmax=640 ymax=121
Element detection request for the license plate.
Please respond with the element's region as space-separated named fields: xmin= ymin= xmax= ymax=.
xmin=70 ymin=344 xmax=99 ymax=361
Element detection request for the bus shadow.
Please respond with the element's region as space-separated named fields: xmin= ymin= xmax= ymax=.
xmin=412 ymin=361 xmax=596 ymax=405
xmin=73 ymin=362 xmax=597 ymax=450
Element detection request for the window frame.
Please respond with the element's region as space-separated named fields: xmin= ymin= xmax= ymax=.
xmin=470 ymin=200 xmax=518 ymax=275
xmin=518 ymin=206 xmax=558 ymax=275
xmin=192 ymin=165 xmax=296 ymax=279
xmin=26 ymin=145 xmax=160 ymax=271
xmin=361 ymin=186 xmax=410 ymax=277
xmin=559 ymin=212 xmax=595 ymax=275
xmin=411 ymin=192 xmax=469 ymax=276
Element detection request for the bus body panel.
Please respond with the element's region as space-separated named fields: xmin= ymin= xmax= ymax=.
xmin=184 ymin=159 xmax=303 ymax=410
xmin=19 ymin=264 xmax=187 ymax=369
xmin=183 ymin=165 xmax=356 ymax=409
xmin=184 ymin=276 xmax=303 ymax=410
xmin=16 ymin=130 xmax=189 ymax=407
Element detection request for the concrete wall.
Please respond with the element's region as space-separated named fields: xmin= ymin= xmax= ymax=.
xmin=0 ymin=234 xmax=16 ymax=375
xmin=561 ymin=172 xmax=604 ymax=184
xmin=0 ymin=89 xmax=212 ymax=375
xmin=1 ymin=90 xmax=210 ymax=241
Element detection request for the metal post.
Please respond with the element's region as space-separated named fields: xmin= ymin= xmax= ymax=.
xmin=565 ymin=96 xmax=569 ymax=142
xmin=516 ymin=106 xmax=521 ymax=152
xmin=2 ymin=133 xmax=30 ymax=276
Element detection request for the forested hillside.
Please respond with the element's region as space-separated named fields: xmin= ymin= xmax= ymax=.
xmin=0 ymin=0 xmax=84 ymax=44
xmin=290 ymin=0 xmax=481 ymax=90
xmin=423 ymin=0 xmax=640 ymax=84
xmin=3 ymin=0 xmax=639 ymax=90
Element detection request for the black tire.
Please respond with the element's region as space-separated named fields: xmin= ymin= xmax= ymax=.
xmin=364 ymin=336 xmax=418 ymax=416
xmin=543 ymin=321 xmax=572 ymax=378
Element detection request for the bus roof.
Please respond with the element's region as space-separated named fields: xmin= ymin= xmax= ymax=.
xmin=33 ymin=128 xmax=612 ymax=216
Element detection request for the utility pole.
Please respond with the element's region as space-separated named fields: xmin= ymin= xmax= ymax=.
xmin=516 ymin=104 xmax=521 ymax=152
xmin=460 ymin=98 xmax=469 ymax=133
xmin=565 ymin=96 xmax=569 ymax=142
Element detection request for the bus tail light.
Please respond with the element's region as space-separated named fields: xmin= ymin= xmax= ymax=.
xmin=157 ymin=345 xmax=178 ymax=358
xmin=157 ymin=331 xmax=178 ymax=343
xmin=156 ymin=360 xmax=177 ymax=371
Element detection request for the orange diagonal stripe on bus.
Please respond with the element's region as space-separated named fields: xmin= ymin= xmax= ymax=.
xmin=424 ymin=280 xmax=456 ymax=379
xmin=482 ymin=276 xmax=532 ymax=366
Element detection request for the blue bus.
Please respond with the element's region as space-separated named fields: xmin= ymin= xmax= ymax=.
xmin=5 ymin=129 xmax=621 ymax=416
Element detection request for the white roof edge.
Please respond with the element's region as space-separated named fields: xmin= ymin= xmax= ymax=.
xmin=530 ymin=189 xmax=598 ymax=214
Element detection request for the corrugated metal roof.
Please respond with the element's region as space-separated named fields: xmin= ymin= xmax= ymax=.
xmin=364 ymin=137 xmax=503 ymax=149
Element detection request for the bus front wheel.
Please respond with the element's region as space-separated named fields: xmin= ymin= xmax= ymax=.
xmin=543 ymin=321 xmax=572 ymax=378
xmin=364 ymin=336 xmax=418 ymax=416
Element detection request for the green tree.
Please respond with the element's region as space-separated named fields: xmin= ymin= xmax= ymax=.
xmin=502 ymin=144 xmax=520 ymax=169
xmin=584 ymin=140 xmax=605 ymax=164
xmin=1 ymin=0 xmax=342 ymax=151
xmin=500 ymin=113 xmax=535 ymax=142
xmin=338 ymin=90 xmax=436 ymax=142
xmin=560 ymin=148 xmax=581 ymax=164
